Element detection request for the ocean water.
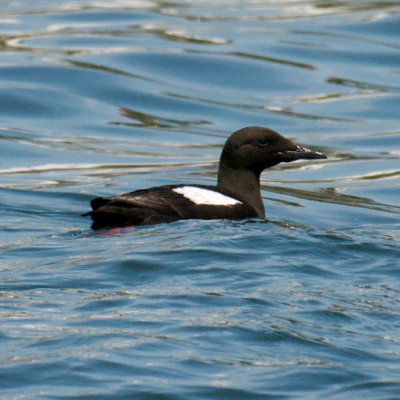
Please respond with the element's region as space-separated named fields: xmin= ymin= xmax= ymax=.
xmin=1 ymin=1 xmax=400 ymax=399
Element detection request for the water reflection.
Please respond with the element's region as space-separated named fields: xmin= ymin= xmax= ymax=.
xmin=263 ymin=184 xmax=400 ymax=215
xmin=1 ymin=5 xmax=400 ymax=398
xmin=119 ymin=107 xmax=210 ymax=128
xmin=327 ymin=76 xmax=400 ymax=92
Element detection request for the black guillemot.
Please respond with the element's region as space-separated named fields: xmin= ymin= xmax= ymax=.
xmin=85 ymin=126 xmax=326 ymax=228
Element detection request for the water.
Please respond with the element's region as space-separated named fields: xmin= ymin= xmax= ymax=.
xmin=1 ymin=1 xmax=400 ymax=399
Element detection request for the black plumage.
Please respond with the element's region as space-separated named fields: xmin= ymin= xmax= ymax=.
xmin=85 ymin=126 xmax=326 ymax=228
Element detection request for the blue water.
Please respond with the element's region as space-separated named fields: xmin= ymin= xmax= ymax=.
xmin=1 ymin=1 xmax=400 ymax=399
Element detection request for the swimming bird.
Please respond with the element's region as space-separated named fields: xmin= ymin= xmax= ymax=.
xmin=85 ymin=126 xmax=326 ymax=228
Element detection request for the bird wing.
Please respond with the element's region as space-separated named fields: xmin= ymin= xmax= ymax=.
xmin=91 ymin=186 xmax=193 ymax=218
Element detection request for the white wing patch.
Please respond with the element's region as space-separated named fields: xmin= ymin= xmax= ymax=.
xmin=173 ymin=186 xmax=241 ymax=206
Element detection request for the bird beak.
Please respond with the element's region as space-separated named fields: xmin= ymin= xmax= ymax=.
xmin=278 ymin=145 xmax=327 ymax=161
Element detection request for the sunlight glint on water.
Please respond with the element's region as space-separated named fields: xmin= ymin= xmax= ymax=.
xmin=0 ymin=1 xmax=400 ymax=399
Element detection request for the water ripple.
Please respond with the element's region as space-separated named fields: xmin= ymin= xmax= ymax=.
xmin=1 ymin=1 xmax=400 ymax=399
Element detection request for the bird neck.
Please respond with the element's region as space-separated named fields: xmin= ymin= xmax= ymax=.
xmin=217 ymin=165 xmax=265 ymax=218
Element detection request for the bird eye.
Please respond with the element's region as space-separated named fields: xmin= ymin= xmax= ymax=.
xmin=258 ymin=137 xmax=269 ymax=147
